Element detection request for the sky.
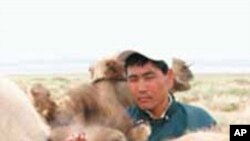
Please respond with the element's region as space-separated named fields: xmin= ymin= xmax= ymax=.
xmin=0 ymin=0 xmax=249 ymax=73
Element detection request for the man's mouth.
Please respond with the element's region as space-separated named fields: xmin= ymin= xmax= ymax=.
xmin=138 ymin=97 xmax=152 ymax=103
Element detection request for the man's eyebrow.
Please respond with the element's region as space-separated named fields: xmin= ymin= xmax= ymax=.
xmin=127 ymin=71 xmax=155 ymax=79
xmin=127 ymin=74 xmax=138 ymax=79
xmin=142 ymin=71 xmax=155 ymax=77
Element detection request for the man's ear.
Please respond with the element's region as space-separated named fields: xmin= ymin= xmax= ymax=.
xmin=166 ymin=69 xmax=174 ymax=89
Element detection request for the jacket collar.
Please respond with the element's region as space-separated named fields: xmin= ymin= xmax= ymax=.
xmin=136 ymin=94 xmax=177 ymax=121
xmin=145 ymin=94 xmax=173 ymax=120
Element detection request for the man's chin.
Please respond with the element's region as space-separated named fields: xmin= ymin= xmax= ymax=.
xmin=138 ymin=103 xmax=153 ymax=111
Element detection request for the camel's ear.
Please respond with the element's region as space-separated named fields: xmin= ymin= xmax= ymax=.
xmin=88 ymin=66 xmax=94 ymax=78
xmin=88 ymin=66 xmax=93 ymax=73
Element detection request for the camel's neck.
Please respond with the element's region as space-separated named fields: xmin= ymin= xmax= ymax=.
xmin=94 ymin=81 xmax=120 ymax=104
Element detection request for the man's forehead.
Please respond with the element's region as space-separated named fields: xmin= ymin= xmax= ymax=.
xmin=127 ymin=62 xmax=154 ymax=70
xmin=126 ymin=63 xmax=161 ymax=76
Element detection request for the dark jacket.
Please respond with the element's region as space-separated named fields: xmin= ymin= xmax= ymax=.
xmin=127 ymin=97 xmax=216 ymax=141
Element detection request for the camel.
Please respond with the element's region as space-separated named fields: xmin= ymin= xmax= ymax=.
xmin=0 ymin=77 xmax=49 ymax=141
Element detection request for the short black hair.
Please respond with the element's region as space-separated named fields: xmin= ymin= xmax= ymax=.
xmin=124 ymin=53 xmax=168 ymax=75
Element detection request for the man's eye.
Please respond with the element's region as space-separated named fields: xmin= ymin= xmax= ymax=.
xmin=145 ymin=75 xmax=155 ymax=80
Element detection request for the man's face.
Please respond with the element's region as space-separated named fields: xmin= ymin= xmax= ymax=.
xmin=126 ymin=62 xmax=171 ymax=112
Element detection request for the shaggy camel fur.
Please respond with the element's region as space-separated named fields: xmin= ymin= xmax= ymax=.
xmin=0 ymin=77 xmax=49 ymax=141
xmin=47 ymin=83 xmax=151 ymax=141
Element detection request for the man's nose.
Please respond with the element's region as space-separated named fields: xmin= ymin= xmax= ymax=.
xmin=138 ymin=79 xmax=147 ymax=93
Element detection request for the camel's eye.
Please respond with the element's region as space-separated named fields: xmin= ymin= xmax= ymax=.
xmin=182 ymin=65 xmax=188 ymax=70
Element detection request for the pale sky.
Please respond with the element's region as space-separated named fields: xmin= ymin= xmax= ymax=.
xmin=0 ymin=0 xmax=249 ymax=73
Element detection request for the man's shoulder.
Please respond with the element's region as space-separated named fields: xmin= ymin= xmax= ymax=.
xmin=178 ymin=102 xmax=217 ymax=130
xmin=180 ymin=103 xmax=209 ymax=115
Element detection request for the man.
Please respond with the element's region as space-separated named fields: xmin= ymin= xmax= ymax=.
xmin=118 ymin=50 xmax=216 ymax=141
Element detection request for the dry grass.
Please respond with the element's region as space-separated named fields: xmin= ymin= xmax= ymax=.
xmin=6 ymin=73 xmax=250 ymax=135
xmin=175 ymin=73 xmax=250 ymax=133
xmin=6 ymin=73 xmax=90 ymax=99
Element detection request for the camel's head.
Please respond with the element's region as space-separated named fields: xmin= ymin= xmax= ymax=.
xmin=30 ymin=83 xmax=51 ymax=103
xmin=171 ymin=58 xmax=193 ymax=92
xmin=89 ymin=58 xmax=126 ymax=83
